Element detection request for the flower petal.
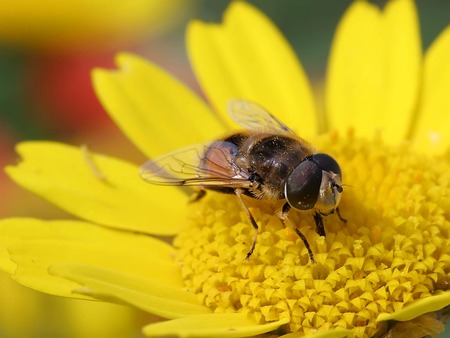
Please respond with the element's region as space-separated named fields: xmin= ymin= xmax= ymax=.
xmin=0 ymin=218 xmax=183 ymax=299
xmin=412 ymin=26 xmax=450 ymax=154
xmin=0 ymin=245 xmax=15 ymax=274
xmin=6 ymin=141 xmax=186 ymax=235
xmin=50 ymin=264 xmax=210 ymax=319
xmin=376 ymin=291 xmax=450 ymax=322
xmin=187 ymin=2 xmax=317 ymax=136
xmin=142 ymin=313 xmax=289 ymax=337
xmin=326 ymin=0 xmax=421 ymax=143
xmin=93 ymin=53 xmax=226 ymax=158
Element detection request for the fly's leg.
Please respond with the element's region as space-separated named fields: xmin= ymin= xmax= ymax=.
xmin=235 ymin=188 xmax=258 ymax=260
xmin=280 ymin=203 xmax=315 ymax=263
xmin=336 ymin=207 xmax=347 ymax=223
xmin=189 ymin=189 xmax=206 ymax=203
xmin=313 ymin=212 xmax=325 ymax=237
xmin=318 ymin=207 xmax=347 ymax=230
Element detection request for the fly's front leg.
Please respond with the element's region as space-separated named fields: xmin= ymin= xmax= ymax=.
xmin=235 ymin=188 xmax=259 ymax=259
xmin=336 ymin=207 xmax=347 ymax=224
xmin=313 ymin=212 xmax=325 ymax=237
xmin=317 ymin=207 xmax=346 ymax=232
xmin=280 ymin=203 xmax=315 ymax=263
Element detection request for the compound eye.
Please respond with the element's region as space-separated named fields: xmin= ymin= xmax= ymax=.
xmin=310 ymin=153 xmax=341 ymax=177
xmin=285 ymin=159 xmax=322 ymax=210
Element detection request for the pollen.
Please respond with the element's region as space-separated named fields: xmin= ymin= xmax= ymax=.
xmin=173 ymin=133 xmax=450 ymax=337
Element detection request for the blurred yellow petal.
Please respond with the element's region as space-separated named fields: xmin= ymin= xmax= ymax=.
xmin=187 ymin=2 xmax=317 ymax=136
xmin=0 ymin=270 xmax=142 ymax=338
xmin=377 ymin=291 xmax=450 ymax=322
xmin=0 ymin=246 xmax=15 ymax=274
xmin=0 ymin=0 xmax=191 ymax=51
xmin=412 ymin=26 xmax=450 ymax=154
xmin=93 ymin=53 xmax=226 ymax=158
xmin=326 ymin=0 xmax=421 ymax=143
xmin=6 ymin=141 xmax=185 ymax=235
xmin=0 ymin=272 xmax=46 ymax=338
xmin=65 ymin=301 xmax=141 ymax=338
xmin=0 ymin=218 xmax=183 ymax=298
xmin=51 ymin=264 xmax=210 ymax=319
xmin=142 ymin=313 xmax=289 ymax=337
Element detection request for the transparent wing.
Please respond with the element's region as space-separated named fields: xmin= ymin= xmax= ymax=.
xmin=227 ymin=99 xmax=295 ymax=133
xmin=139 ymin=142 xmax=252 ymax=188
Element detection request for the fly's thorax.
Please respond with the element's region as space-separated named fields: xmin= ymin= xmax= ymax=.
xmin=239 ymin=132 xmax=315 ymax=199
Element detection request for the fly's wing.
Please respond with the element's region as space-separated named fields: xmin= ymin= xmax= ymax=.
xmin=227 ymin=99 xmax=295 ymax=134
xmin=139 ymin=141 xmax=252 ymax=188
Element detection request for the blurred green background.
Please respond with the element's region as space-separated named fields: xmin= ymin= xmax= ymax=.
xmin=0 ymin=1 xmax=448 ymax=337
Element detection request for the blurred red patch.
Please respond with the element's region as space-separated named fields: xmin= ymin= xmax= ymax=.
xmin=29 ymin=52 xmax=117 ymax=135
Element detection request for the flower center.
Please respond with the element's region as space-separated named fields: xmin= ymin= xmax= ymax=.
xmin=173 ymin=133 xmax=450 ymax=337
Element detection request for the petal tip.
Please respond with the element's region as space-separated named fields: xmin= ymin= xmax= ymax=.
xmin=186 ymin=19 xmax=204 ymax=37
xmin=114 ymin=52 xmax=142 ymax=70
xmin=225 ymin=1 xmax=258 ymax=18
xmin=91 ymin=67 xmax=109 ymax=84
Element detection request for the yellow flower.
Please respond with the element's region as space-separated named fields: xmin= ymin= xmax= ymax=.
xmin=2 ymin=1 xmax=450 ymax=337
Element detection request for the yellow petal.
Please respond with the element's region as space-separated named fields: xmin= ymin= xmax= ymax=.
xmin=187 ymin=2 xmax=317 ymax=136
xmin=326 ymin=0 xmax=421 ymax=143
xmin=0 ymin=218 xmax=183 ymax=299
xmin=377 ymin=291 xmax=450 ymax=322
xmin=6 ymin=141 xmax=186 ymax=235
xmin=50 ymin=264 xmax=210 ymax=319
xmin=142 ymin=313 xmax=289 ymax=337
xmin=0 ymin=245 xmax=16 ymax=274
xmin=64 ymin=301 xmax=140 ymax=338
xmin=412 ymin=26 xmax=450 ymax=154
xmin=93 ymin=53 xmax=226 ymax=158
